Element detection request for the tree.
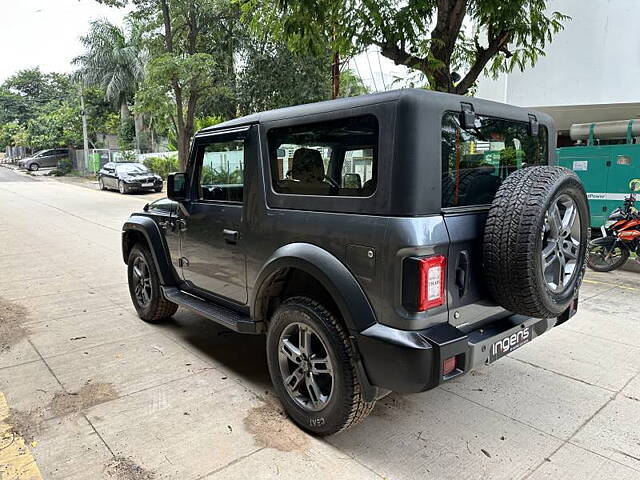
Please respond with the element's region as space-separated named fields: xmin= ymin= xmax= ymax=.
xmin=26 ymin=103 xmax=83 ymax=150
xmin=74 ymin=19 xmax=146 ymax=128
xmin=339 ymin=69 xmax=369 ymax=97
xmin=361 ymin=0 xmax=569 ymax=95
xmin=0 ymin=68 xmax=74 ymax=125
xmin=96 ymin=0 xmax=240 ymax=169
xmin=236 ymin=39 xmax=331 ymax=115
xmin=241 ymin=0 xmax=362 ymax=99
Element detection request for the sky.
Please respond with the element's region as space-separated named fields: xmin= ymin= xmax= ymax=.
xmin=0 ymin=0 xmax=130 ymax=82
xmin=0 ymin=0 xmax=404 ymax=92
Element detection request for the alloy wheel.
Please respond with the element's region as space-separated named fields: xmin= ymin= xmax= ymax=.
xmin=278 ymin=321 xmax=334 ymax=412
xmin=132 ymin=255 xmax=152 ymax=308
xmin=541 ymin=194 xmax=581 ymax=292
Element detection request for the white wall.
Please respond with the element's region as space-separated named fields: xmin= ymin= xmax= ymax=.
xmin=475 ymin=0 xmax=640 ymax=107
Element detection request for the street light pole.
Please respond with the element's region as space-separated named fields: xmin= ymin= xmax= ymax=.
xmin=80 ymin=83 xmax=90 ymax=173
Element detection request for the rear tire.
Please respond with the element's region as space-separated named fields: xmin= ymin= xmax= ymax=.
xmin=127 ymin=244 xmax=178 ymax=322
xmin=266 ymin=297 xmax=375 ymax=435
xmin=483 ymin=166 xmax=589 ymax=318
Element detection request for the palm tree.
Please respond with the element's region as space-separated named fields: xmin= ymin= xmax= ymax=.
xmin=74 ymin=19 xmax=146 ymax=130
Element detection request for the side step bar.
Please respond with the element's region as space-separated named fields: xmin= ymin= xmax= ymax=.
xmin=161 ymin=287 xmax=259 ymax=334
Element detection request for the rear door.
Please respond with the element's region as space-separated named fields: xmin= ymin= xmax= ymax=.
xmin=440 ymin=111 xmax=550 ymax=330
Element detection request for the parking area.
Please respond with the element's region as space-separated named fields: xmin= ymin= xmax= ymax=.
xmin=1 ymin=171 xmax=639 ymax=480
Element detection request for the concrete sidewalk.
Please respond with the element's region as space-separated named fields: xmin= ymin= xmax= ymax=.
xmin=0 ymin=177 xmax=639 ymax=479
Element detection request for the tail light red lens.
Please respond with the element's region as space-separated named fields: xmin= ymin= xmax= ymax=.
xmin=417 ymin=255 xmax=446 ymax=311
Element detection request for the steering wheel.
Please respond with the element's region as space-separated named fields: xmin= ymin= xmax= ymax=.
xmin=323 ymin=175 xmax=340 ymax=188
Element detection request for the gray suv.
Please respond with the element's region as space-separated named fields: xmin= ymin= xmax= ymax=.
xmin=18 ymin=148 xmax=69 ymax=171
xmin=121 ymin=89 xmax=589 ymax=435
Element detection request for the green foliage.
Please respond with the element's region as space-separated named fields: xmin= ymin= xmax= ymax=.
xmin=0 ymin=122 xmax=25 ymax=150
xmin=241 ymin=0 xmax=362 ymax=59
xmin=142 ymin=155 xmax=179 ymax=178
xmin=202 ymin=165 xmax=243 ymax=185
xmin=74 ymin=19 xmax=146 ymax=112
xmin=339 ymin=69 xmax=369 ymax=97
xmin=359 ymin=0 xmax=569 ymax=94
xmin=0 ymin=68 xmax=74 ymax=125
xmin=118 ymin=116 xmax=136 ymax=149
xmin=56 ymin=157 xmax=73 ymax=176
xmin=25 ymin=103 xmax=83 ymax=150
xmin=119 ymin=150 xmax=139 ymax=163
xmin=236 ymin=40 xmax=331 ymax=114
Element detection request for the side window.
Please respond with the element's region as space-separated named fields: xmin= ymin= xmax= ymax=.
xmin=195 ymin=137 xmax=245 ymax=203
xmin=441 ymin=112 xmax=548 ymax=208
xmin=268 ymin=115 xmax=378 ymax=196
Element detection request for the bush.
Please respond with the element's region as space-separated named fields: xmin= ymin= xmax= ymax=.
xmin=55 ymin=157 xmax=73 ymax=176
xmin=143 ymin=155 xmax=179 ymax=179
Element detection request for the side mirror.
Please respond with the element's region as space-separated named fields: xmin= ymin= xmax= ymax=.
xmin=167 ymin=172 xmax=187 ymax=201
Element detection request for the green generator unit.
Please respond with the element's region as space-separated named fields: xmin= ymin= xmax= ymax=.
xmin=557 ymin=119 xmax=640 ymax=228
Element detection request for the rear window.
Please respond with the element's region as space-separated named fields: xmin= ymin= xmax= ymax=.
xmin=267 ymin=115 xmax=378 ymax=197
xmin=441 ymin=112 xmax=548 ymax=208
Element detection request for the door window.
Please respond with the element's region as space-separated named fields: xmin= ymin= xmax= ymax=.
xmin=268 ymin=115 xmax=378 ymax=196
xmin=441 ymin=112 xmax=548 ymax=208
xmin=194 ymin=137 xmax=245 ymax=202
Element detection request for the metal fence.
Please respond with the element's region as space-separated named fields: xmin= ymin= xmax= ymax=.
xmin=74 ymin=149 xmax=178 ymax=174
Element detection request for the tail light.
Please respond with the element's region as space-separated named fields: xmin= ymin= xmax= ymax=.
xmin=418 ymin=255 xmax=447 ymax=311
xmin=403 ymin=255 xmax=447 ymax=312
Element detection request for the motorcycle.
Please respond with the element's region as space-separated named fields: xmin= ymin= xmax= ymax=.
xmin=587 ymin=194 xmax=640 ymax=272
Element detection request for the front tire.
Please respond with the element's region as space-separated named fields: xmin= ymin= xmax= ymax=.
xmin=98 ymin=177 xmax=106 ymax=190
xmin=587 ymin=243 xmax=630 ymax=272
xmin=266 ymin=297 xmax=375 ymax=436
xmin=29 ymin=163 xmax=40 ymax=171
xmin=127 ymin=244 xmax=178 ymax=322
xmin=118 ymin=181 xmax=127 ymax=194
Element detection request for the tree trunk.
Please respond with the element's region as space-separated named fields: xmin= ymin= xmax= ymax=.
xmin=331 ymin=51 xmax=340 ymax=99
xmin=176 ymin=128 xmax=189 ymax=171
xmin=133 ymin=113 xmax=146 ymax=152
xmin=120 ymin=101 xmax=131 ymax=122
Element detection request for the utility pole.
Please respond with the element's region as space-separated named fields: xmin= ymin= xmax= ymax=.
xmin=80 ymin=83 xmax=90 ymax=172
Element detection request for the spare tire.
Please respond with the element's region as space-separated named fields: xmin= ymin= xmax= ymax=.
xmin=483 ymin=166 xmax=589 ymax=318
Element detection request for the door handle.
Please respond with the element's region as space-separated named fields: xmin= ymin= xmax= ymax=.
xmin=223 ymin=229 xmax=239 ymax=244
xmin=455 ymin=250 xmax=470 ymax=298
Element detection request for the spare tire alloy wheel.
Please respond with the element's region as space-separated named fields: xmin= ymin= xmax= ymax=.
xmin=541 ymin=194 xmax=581 ymax=292
xmin=483 ymin=166 xmax=589 ymax=319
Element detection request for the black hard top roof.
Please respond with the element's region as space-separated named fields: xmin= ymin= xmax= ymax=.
xmin=196 ymin=88 xmax=552 ymax=136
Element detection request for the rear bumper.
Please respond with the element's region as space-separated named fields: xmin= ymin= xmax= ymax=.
xmin=356 ymin=306 xmax=575 ymax=393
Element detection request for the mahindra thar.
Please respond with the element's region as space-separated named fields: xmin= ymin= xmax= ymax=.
xmin=122 ymin=89 xmax=589 ymax=435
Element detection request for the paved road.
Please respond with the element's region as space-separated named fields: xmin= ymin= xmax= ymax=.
xmin=0 ymin=166 xmax=35 ymax=182
xmin=1 ymin=176 xmax=639 ymax=480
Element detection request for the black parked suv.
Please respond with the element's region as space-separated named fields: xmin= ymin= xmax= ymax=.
xmin=122 ymin=90 xmax=589 ymax=435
